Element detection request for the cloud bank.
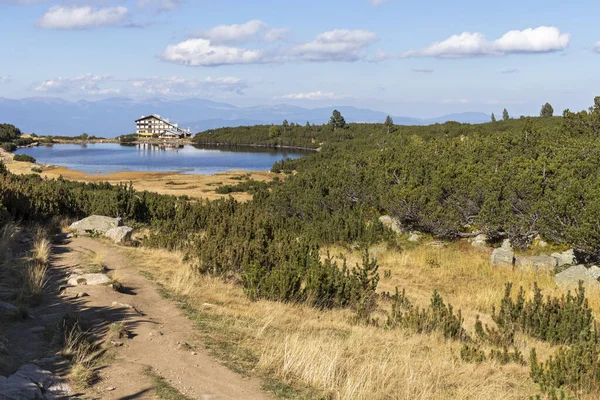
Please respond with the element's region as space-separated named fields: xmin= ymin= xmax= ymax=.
xmin=403 ymin=26 xmax=570 ymax=58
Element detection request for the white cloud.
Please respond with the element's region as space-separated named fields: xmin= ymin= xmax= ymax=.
xmin=440 ymin=98 xmax=470 ymax=104
xmin=160 ymin=28 xmax=378 ymax=66
xmin=500 ymin=68 xmax=519 ymax=74
xmin=128 ymin=76 xmax=247 ymax=96
xmin=403 ymin=26 xmax=570 ymax=58
xmin=136 ymin=0 xmax=183 ymax=12
xmin=290 ymin=29 xmax=378 ymax=62
xmin=412 ymin=68 xmax=434 ymax=73
xmin=192 ymin=20 xmax=289 ymax=44
xmin=32 ymin=74 xmax=247 ymax=97
xmin=594 ymin=42 xmax=600 ymax=53
xmin=279 ymin=91 xmax=345 ymax=100
xmin=159 ymin=39 xmax=264 ymax=66
xmin=37 ymin=6 xmax=129 ymax=29
xmin=0 ymin=0 xmax=50 ymax=4
xmin=0 ymin=76 xmax=11 ymax=84
xmin=34 ymin=74 xmax=119 ymax=95
xmin=369 ymin=0 xmax=388 ymax=6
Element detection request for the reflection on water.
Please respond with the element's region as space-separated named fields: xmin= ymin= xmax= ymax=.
xmin=15 ymin=143 xmax=309 ymax=175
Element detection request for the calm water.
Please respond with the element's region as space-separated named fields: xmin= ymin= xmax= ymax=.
xmin=15 ymin=143 xmax=309 ymax=174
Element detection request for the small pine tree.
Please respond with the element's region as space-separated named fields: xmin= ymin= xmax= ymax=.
xmin=329 ymin=110 xmax=346 ymax=131
xmin=384 ymin=115 xmax=394 ymax=134
xmin=540 ymin=103 xmax=554 ymax=117
xmin=491 ymin=113 xmax=497 ymax=122
xmin=502 ymin=108 xmax=510 ymax=121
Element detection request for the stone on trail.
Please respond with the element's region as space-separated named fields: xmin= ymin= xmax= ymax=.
xmin=0 ymin=364 xmax=71 ymax=399
xmin=0 ymin=301 xmax=17 ymax=313
xmin=551 ymin=249 xmax=576 ymax=268
xmin=67 ymin=273 xmax=111 ymax=287
xmin=490 ymin=239 xmax=515 ymax=267
xmin=69 ymin=215 xmax=122 ymax=235
xmin=104 ymin=226 xmax=133 ymax=244
xmin=555 ymin=265 xmax=600 ymax=290
xmin=514 ymin=255 xmax=557 ymax=272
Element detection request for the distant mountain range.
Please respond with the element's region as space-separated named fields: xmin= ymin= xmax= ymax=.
xmin=0 ymin=97 xmax=491 ymax=137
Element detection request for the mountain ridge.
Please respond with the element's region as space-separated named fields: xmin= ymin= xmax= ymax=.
xmin=0 ymin=97 xmax=491 ymax=137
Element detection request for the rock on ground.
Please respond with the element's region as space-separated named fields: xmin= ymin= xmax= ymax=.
xmin=551 ymin=249 xmax=576 ymax=268
xmin=470 ymin=234 xmax=489 ymax=248
xmin=104 ymin=226 xmax=133 ymax=244
xmin=379 ymin=216 xmax=404 ymax=234
xmin=69 ymin=215 xmax=122 ymax=235
xmin=408 ymin=232 xmax=421 ymax=242
xmin=555 ymin=265 xmax=600 ymax=290
xmin=67 ymin=273 xmax=111 ymax=287
xmin=0 ymin=364 xmax=71 ymax=399
xmin=490 ymin=239 xmax=515 ymax=267
xmin=515 ymin=255 xmax=557 ymax=272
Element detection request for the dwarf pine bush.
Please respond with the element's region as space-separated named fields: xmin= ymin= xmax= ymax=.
xmin=386 ymin=288 xmax=470 ymax=341
xmin=493 ymin=282 xmax=596 ymax=345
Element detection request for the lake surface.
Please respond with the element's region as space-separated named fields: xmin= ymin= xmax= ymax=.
xmin=15 ymin=143 xmax=309 ymax=175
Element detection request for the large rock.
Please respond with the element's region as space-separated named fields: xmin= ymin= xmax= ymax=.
xmin=67 ymin=273 xmax=110 ymax=287
xmin=555 ymin=265 xmax=600 ymax=290
xmin=515 ymin=256 xmax=557 ymax=272
xmin=0 ymin=364 xmax=71 ymax=399
xmin=69 ymin=215 xmax=122 ymax=235
xmin=551 ymin=249 xmax=576 ymax=268
xmin=408 ymin=232 xmax=421 ymax=242
xmin=104 ymin=226 xmax=133 ymax=244
xmin=0 ymin=301 xmax=17 ymax=313
xmin=379 ymin=216 xmax=403 ymax=234
xmin=471 ymin=234 xmax=489 ymax=248
xmin=490 ymin=239 xmax=514 ymax=267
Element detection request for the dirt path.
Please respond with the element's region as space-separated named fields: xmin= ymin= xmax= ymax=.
xmin=59 ymin=236 xmax=273 ymax=400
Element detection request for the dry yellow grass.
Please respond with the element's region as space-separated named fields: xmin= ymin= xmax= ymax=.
xmin=123 ymin=242 xmax=595 ymax=399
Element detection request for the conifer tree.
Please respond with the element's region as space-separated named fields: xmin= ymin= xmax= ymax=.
xmin=491 ymin=113 xmax=496 ymax=122
xmin=502 ymin=108 xmax=510 ymax=121
xmin=384 ymin=115 xmax=394 ymax=134
xmin=540 ymin=103 xmax=554 ymax=117
xmin=329 ymin=110 xmax=346 ymax=131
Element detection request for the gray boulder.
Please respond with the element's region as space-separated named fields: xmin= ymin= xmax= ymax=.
xmin=67 ymin=273 xmax=111 ymax=287
xmin=0 ymin=301 xmax=17 ymax=313
xmin=104 ymin=226 xmax=133 ymax=244
xmin=69 ymin=215 xmax=122 ymax=235
xmin=490 ymin=240 xmax=514 ymax=267
xmin=590 ymin=266 xmax=600 ymax=280
xmin=515 ymin=256 xmax=557 ymax=272
xmin=551 ymin=249 xmax=576 ymax=268
xmin=0 ymin=364 xmax=71 ymax=399
xmin=471 ymin=234 xmax=489 ymax=248
xmin=555 ymin=265 xmax=600 ymax=290
xmin=379 ymin=216 xmax=403 ymax=234
xmin=408 ymin=232 xmax=421 ymax=242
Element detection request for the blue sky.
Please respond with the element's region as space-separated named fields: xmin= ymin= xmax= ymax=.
xmin=0 ymin=0 xmax=599 ymax=117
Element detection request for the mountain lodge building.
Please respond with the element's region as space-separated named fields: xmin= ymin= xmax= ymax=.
xmin=135 ymin=114 xmax=192 ymax=139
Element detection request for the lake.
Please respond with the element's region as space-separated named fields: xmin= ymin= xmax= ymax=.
xmin=14 ymin=143 xmax=309 ymax=175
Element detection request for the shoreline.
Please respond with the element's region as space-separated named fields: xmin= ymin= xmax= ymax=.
xmin=0 ymin=147 xmax=275 ymax=201
xmin=25 ymin=138 xmax=318 ymax=152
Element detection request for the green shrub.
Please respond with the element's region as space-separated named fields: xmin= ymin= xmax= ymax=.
xmin=386 ymin=288 xmax=470 ymax=341
xmin=1 ymin=142 xmax=16 ymax=152
xmin=492 ymin=282 xmax=595 ymax=345
xmin=530 ymin=342 xmax=600 ymax=395
xmin=13 ymin=154 xmax=36 ymax=163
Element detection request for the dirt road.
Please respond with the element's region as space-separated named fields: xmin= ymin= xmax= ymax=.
xmin=58 ymin=236 xmax=273 ymax=399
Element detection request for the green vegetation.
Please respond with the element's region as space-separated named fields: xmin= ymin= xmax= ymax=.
xmin=4 ymin=99 xmax=600 ymax=397
xmin=13 ymin=154 xmax=36 ymax=163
